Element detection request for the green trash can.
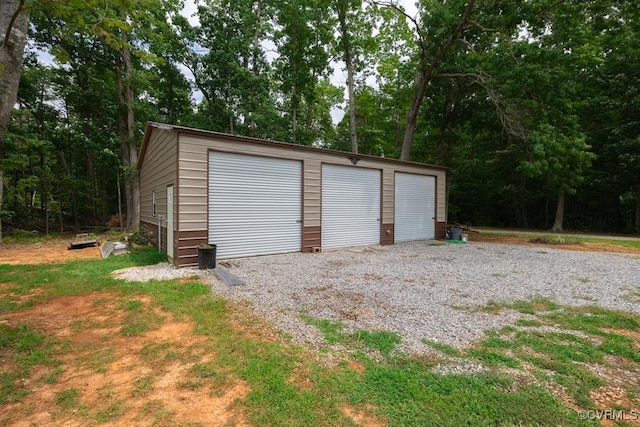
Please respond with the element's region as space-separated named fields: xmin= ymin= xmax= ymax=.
xmin=197 ymin=244 xmax=217 ymax=269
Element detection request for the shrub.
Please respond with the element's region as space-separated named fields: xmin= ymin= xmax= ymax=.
xmin=128 ymin=229 xmax=150 ymax=246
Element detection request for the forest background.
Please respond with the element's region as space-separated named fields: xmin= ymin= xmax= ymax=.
xmin=0 ymin=0 xmax=638 ymax=239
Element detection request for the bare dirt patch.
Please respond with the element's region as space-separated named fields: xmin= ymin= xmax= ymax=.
xmin=0 ymin=283 xmax=15 ymax=291
xmin=287 ymin=365 xmax=316 ymax=391
xmin=470 ymin=233 xmax=640 ymax=254
xmin=340 ymin=403 xmax=385 ymax=427
xmin=227 ymin=300 xmax=282 ymax=343
xmin=0 ymin=292 xmax=249 ymax=426
xmin=0 ymin=239 xmax=101 ymax=265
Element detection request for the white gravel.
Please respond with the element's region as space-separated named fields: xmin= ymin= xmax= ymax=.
xmin=113 ymin=241 xmax=640 ymax=355
xmin=112 ymin=263 xmax=203 ymax=282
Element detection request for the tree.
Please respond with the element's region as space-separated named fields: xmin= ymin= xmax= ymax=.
xmin=333 ymin=84 xmax=396 ymax=156
xmin=332 ymin=0 xmax=376 ymax=153
xmin=576 ymin=0 xmax=640 ymax=231
xmin=519 ymin=124 xmax=594 ymax=231
xmin=372 ymin=6 xmax=416 ymax=154
xmin=30 ymin=0 xmax=184 ymax=228
xmin=274 ymin=0 xmax=333 ymax=145
xmin=377 ymin=0 xmax=477 ymax=160
xmin=0 ymin=0 xmax=30 ymax=240
xmin=335 ymin=0 xmax=358 ymax=152
xmin=136 ymin=61 xmax=193 ymax=126
xmin=7 ymin=54 xmax=125 ymax=231
xmin=1 ymin=0 xmax=636 ymax=237
xmin=175 ymin=0 xmax=276 ymax=136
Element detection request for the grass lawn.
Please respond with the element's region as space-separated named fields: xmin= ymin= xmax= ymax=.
xmin=1 ymin=244 xmax=638 ymax=425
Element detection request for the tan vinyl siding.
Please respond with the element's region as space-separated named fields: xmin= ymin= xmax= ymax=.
xmin=139 ymin=128 xmax=177 ymax=230
xmin=303 ymin=159 xmax=321 ymax=227
xmin=177 ymin=138 xmax=208 ymax=232
xmin=181 ymin=134 xmax=328 ymax=161
xmin=382 ymin=168 xmax=395 ymax=223
xmin=177 ymin=133 xmax=448 ymax=234
xmin=437 ymin=170 xmax=447 ymax=221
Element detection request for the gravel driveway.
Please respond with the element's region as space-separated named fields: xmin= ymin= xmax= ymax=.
xmin=115 ymin=241 xmax=640 ymax=355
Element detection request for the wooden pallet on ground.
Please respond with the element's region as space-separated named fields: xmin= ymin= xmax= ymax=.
xmin=67 ymin=233 xmax=98 ymax=250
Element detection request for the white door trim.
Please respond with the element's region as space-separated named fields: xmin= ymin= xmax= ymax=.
xmin=167 ymin=185 xmax=174 ymax=259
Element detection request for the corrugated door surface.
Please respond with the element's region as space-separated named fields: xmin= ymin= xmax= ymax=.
xmin=394 ymin=172 xmax=436 ymax=243
xmin=209 ymin=152 xmax=302 ymax=259
xmin=322 ymin=164 xmax=380 ymax=249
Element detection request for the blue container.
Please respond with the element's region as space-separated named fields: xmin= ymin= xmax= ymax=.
xmin=449 ymin=227 xmax=462 ymax=240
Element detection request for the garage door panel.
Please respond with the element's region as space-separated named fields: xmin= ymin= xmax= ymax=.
xmin=209 ymin=152 xmax=301 ymax=259
xmin=395 ymin=172 xmax=435 ymax=243
xmin=322 ymin=164 xmax=380 ymax=249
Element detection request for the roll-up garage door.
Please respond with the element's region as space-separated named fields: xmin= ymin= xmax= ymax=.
xmin=394 ymin=172 xmax=436 ymax=243
xmin=209 ymin=152 xmax=302 ymax=259
xmin=322 ymin=164 xmax=380 ymax=249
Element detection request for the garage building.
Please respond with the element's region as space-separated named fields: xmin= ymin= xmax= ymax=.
xmin=138 ymin=122 xmax=448 ymax=267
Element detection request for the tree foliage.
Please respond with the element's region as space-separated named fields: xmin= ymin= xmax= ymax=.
xmin=0 ymin=0 xmax=638 ymax=234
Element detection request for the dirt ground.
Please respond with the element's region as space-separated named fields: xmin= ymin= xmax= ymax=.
xmin=1 ymin=234 xmax=639 ymax=426
xmin=0 ymin=239 xmax=102 ymax=265
xmin=470 ymin=232 xmax=640 ymax=254
xmin=0 ymin=291 xmax=250 ymax=426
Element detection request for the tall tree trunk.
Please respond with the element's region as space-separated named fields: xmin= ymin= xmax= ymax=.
xmin=85 ymin=149 xmax=98 ymax=222
xmin=252 ymin=0 xmax=263 ymax=75
xmin=124 ymin=47 xmax=139 ymax=229
xmin=72 ymin=185 xmax=79 ymax=232
xmin=58 ymin=151 xmax=72 ymax=232
xmin=518 ymin=177 xmax=528 ymax=228
xmin=227 ymin=75 xmax=234 ymax=133
xmin=304 ymin=71 xmax=319 ymax=132
xmin=520 ymin=204 xmax=528 ymax=229
xmin=305 ymin=97 xmax=314 ymax=131
xmin=544 ymin=194 xmax=550 ymax=227
xmin=551 ymin=189 xmax=565 ymax=232
xmin=45 ymin=197 xmax=49 ymax=235
xmin=399 ymin=0 xmax=476 ymax=161
xmin=0 ymin=0 xmax=29 ymax=241
xmin=401 ymin=68 xmax=428 ymax=160
xmin=291 ymin=83 xmax=298 ymax=144
xmin=116 ymin=71 xmax=130 ymax=225
xmin=116 ymin=25 xmax=140 ymax=229
xmin=59 ymin=200 xmax=63 ymax=233
xmin=337 ymin=0 xmax=358 ymax=153
xmin=117 ymin=168 xmax=123 ymax=231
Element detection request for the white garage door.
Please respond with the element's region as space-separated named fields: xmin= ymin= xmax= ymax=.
xmin=322 ymin=164 xmax=380 ymax=249
xmin=394 ymin=172 xmax=436 ymax=243
xmin=209 ymin=152 xmax=302 ymax=259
